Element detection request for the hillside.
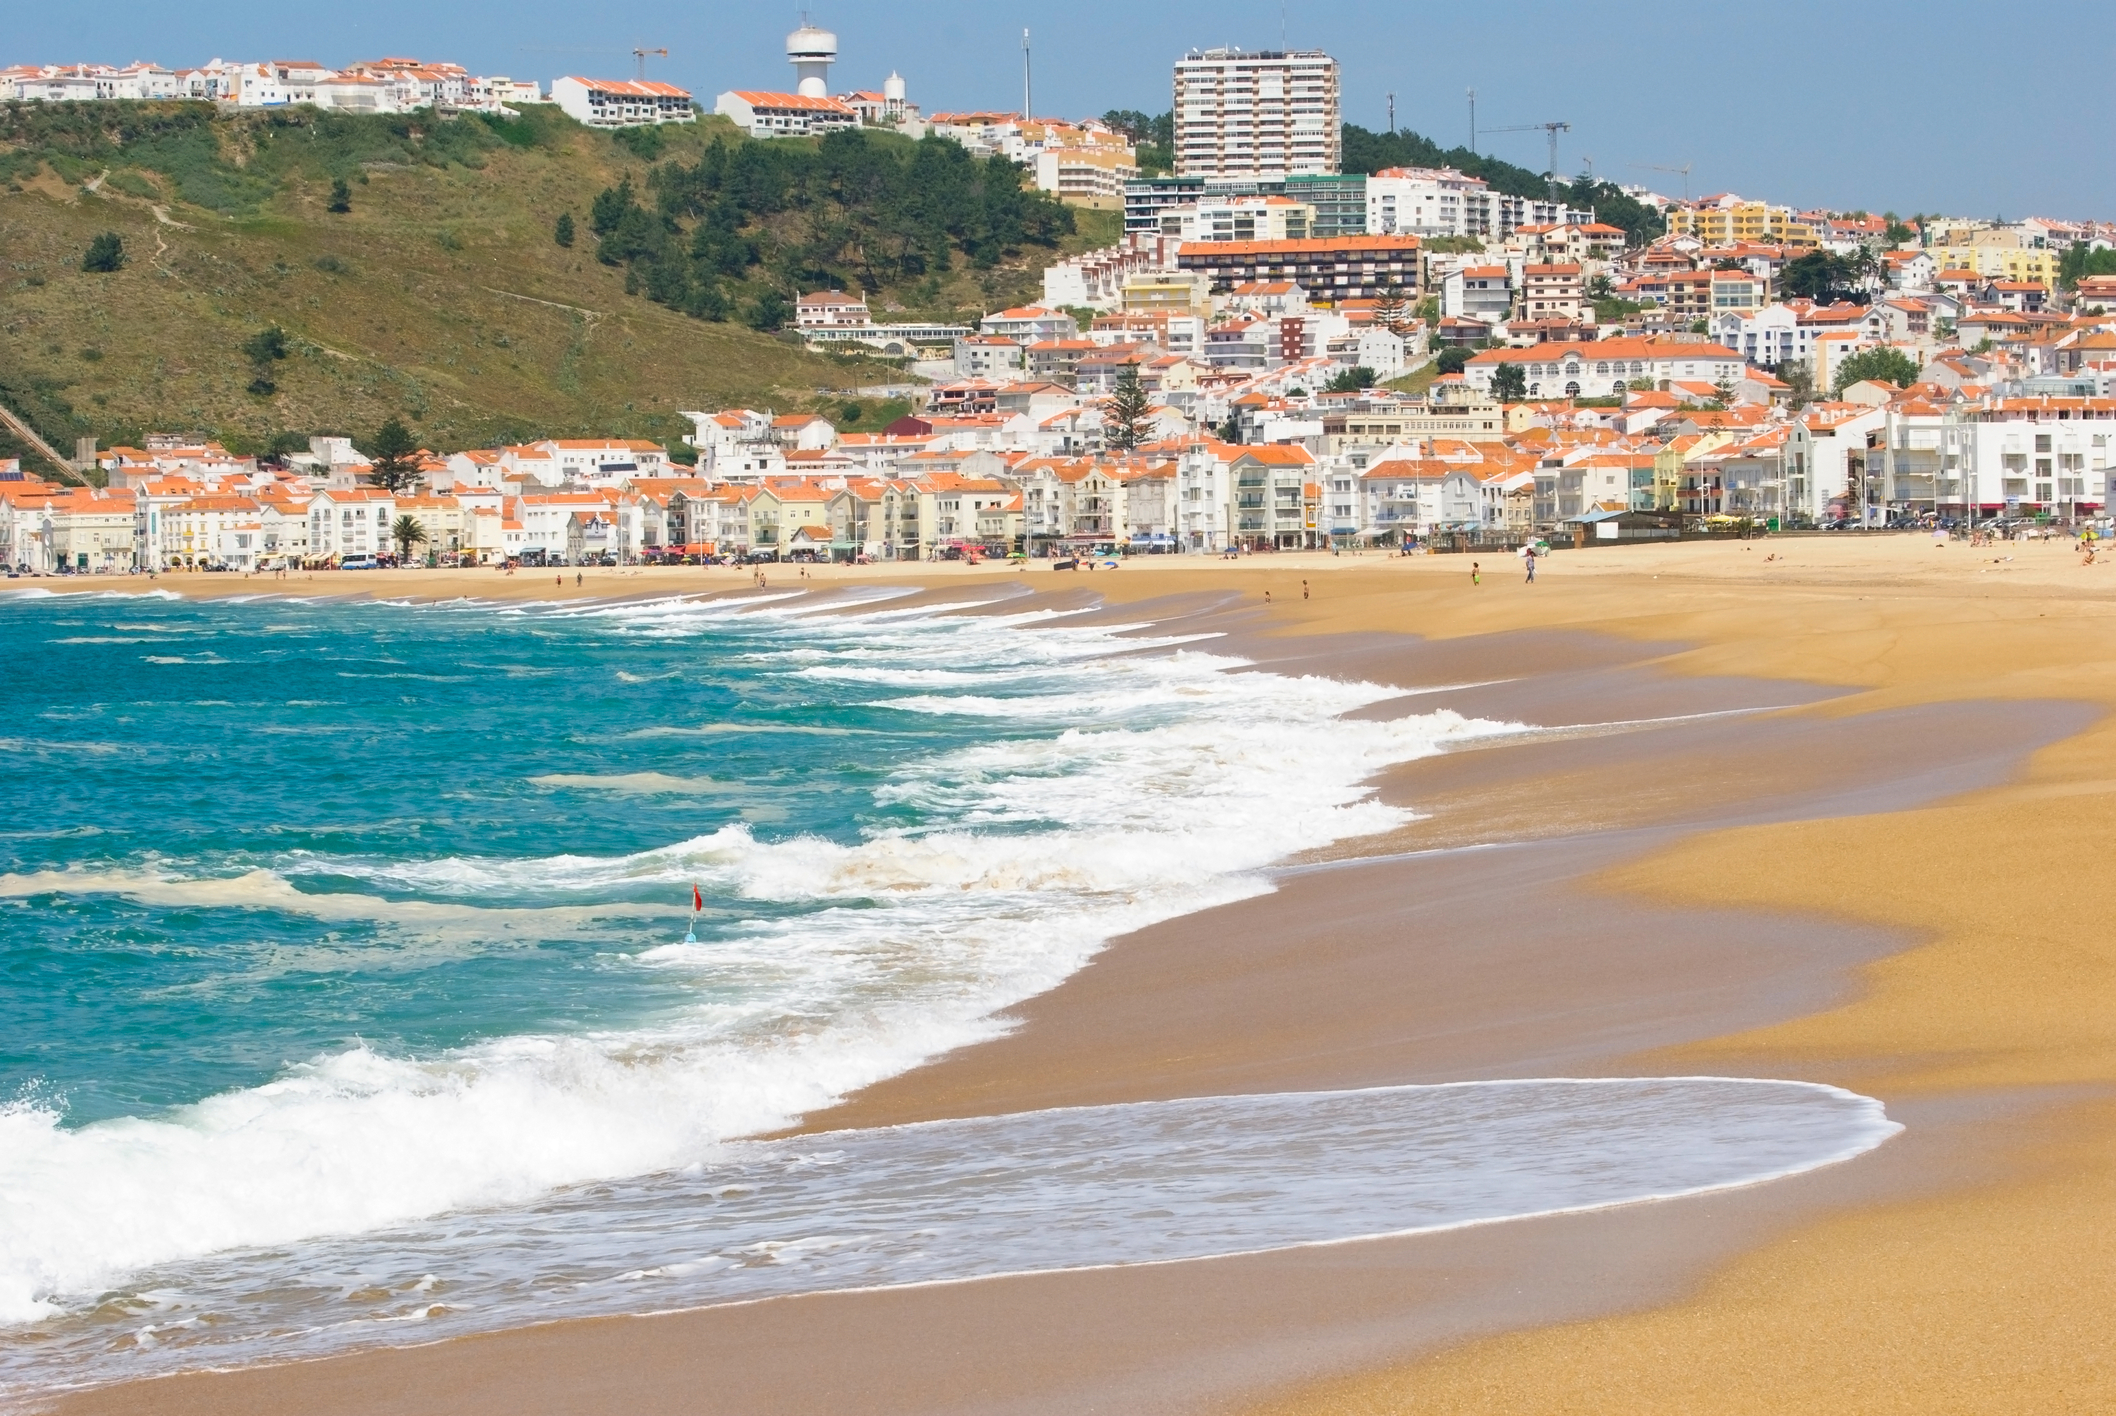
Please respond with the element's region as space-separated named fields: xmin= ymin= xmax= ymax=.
xmin=0 ymin=103 xmax=1111 ymax=463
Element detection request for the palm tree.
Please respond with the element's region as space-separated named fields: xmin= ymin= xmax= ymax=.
xmin=391 ymin=515 xmax=427 ymax=563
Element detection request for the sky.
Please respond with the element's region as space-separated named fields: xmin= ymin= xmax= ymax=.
xmin=15 ymin=1 xmax=2115 ymax=221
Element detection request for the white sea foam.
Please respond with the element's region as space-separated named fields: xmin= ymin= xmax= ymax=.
xmin=0 ymin=1079 xmax=1899 ymax=1394
xmin=0 ymin=595 xmax=1525 ymax=1332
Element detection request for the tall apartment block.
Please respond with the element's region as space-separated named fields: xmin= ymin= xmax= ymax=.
xmin=1172 ymin=48 xmax=1340 ymax=180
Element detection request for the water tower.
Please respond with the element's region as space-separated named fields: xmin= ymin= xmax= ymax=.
xmin=787 ymin=21 xmax=837 ymax=98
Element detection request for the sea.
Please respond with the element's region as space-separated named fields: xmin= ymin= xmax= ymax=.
xmin=0 ymin=585 xmax=1901 ymax=1399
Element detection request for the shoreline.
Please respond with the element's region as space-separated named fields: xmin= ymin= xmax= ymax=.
xmin=36 ymin=536 xmax=2116 ymax=1414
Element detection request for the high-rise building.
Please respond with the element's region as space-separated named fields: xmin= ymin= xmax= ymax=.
xmin=1172 ymin=47 xmax=1340 ymax=180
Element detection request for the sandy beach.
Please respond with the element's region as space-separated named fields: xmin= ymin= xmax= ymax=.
xmin=39 ymin=531 xmax=2116 ymax=1414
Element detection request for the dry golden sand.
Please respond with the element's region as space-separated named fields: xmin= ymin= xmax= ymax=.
xmin=48 ymin=534 xmax=2116 ymax=1412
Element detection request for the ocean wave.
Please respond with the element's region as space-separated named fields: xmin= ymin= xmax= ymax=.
xmin=0 ymin=1079 xmax=1900 ymax=1390
xmin=0 ymin=593 xmax=1522 ymax=1339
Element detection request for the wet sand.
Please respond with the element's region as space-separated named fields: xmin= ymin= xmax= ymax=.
xmin=42 ymin=534 xmax=2116 ymax=1414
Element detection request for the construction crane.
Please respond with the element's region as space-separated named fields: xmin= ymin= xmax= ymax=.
xmin=1630 ymin=162 xmax=1693 ymax=202
xmin=1481 ymin=121 xmax=1570 ymax=200
xmin=632 ymin=46 xmax=668 ymax=81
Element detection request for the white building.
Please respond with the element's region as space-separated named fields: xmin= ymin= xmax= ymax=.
xmin=1172 ymin=47 xmax=1340 ymax=179
xmin=1364 ymin=166 xmax=1576 ymax=241
xmin=797 ymin=290 xmax=872 ymax=328
xmin=553 ymin=76 xmax=695 ymax=129
xmin=1463 ymin=337 xmax=1745 ymax=400
xmin=1153 ymin=193 xmax=1315 ymax=243
xmin=714 ymin=89 xmax=855 ymax=138
xmin=1041 ymin=235 xmax=1181 ymax=311
xmin=307 ymin=488 xmax=398 ymax=562
xmin=980 ymin=306 xmax=1080 ymax=342
xmin=1873 ymin=401 xmax=2115 ymax=519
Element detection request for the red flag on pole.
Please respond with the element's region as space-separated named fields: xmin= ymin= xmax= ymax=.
xmin=692 ymin=883 xmax=703 ymax=912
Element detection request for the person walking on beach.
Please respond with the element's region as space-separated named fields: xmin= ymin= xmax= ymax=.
xmin=1470 ymin=560 xmax=1481 ymax=585
xmin=1523 ymin=546 xmax=1537 ymax=583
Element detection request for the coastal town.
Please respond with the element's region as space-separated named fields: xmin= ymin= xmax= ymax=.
xmin=5 ymin=26 xmax=2115 ymax=574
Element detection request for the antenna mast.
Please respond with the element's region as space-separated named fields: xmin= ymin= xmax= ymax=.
xmin=1467 ymin=88 xmax=1475 ymax=154
xmin=1387 ymin=92 xmax=1395 ymax=134
xmin=1021 ymin=29 xmax=1031 ymax=122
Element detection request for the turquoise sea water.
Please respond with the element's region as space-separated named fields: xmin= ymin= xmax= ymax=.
xmin=0 ymin=586 xmax=1900 ymax=1397
xmin=3 ymin=588 xmax=1044 ymax=1126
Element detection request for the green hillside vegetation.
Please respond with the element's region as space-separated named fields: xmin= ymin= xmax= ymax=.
xmin=0 ymin=102 xmax=1106 ymax=464
xmin=587 ymin=125 xmax=1093 ymax=327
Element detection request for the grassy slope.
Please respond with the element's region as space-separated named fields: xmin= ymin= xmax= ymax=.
xmin=0 ymin=112 xmax=1107 ymax=456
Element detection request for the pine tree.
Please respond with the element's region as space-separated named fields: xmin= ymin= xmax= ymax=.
xmin=81 ymin=232 xmax=126 ymax=273
xmin=1491 ymin=362 xmax=1528 ymax=402
xmin=365 ymin=417 xmax=424 ymax=493
xmin=327 ymin=178 xmax=352 ymax=214
xmin=554 ymin=212 xmax=575 ymax=248
xmin=1103 ymin=365 xmax=1154 ymax=452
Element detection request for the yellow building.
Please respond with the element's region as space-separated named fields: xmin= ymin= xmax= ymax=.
xmin=1966 ymin=245 xmax=2058 ymax=285
xmin=1668 ymin=200 xmax=1817 ymax=247
xmin=1121 ymin=270 xmax=1212 ymax=316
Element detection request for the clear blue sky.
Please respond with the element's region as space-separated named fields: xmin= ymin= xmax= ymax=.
xmin=18 ymin=1 xmax=2114 ymax=220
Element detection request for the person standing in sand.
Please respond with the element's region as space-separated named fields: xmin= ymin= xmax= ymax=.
xmin=1471 ymin=561 xmax=1481 ymax=585
xmin=1523 ymin=547 xmax=1537 ymax=583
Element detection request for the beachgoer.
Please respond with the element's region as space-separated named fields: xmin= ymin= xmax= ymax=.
xmin=576 ymin=572 xmax=582 ymax=587
xmin=1525 ymin=550 xmax=1537 ymax=583
xmin=1471 ymin=561 xmax=1480 ymax=585
xmin=556 ymin=574 xmax=563 ymax=586
xmin=1302 ymin=579 xmax=1310 ymax=600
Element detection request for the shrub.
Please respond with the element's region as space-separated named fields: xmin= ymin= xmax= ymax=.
xmin=81 ymin=232 xmax=126 ymax=273
xmin=241 ymin=326 xmax=289 ymax=364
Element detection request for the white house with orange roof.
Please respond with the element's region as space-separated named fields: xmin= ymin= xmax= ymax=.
xmin=253 ymin=486 xmax=313 ymax=566
xmin=714 ymin=90 xmax=853 ymax=138
xmin=796 ymin=290 xmax=872 ymax=329
xmin=557 ymin=76 xmax=695 ymax=128
xmin=529 ymin=438 xmax=670 ymax=484
xmin=1464 ymin=336 xmax=1744 ymax=400
xmin=836 ymin=432 xmax=938 ymax=474
xmin=953 ymin=335 xmax=1026 ymax=378
xmin=513 ymin=490 xmax=644 ymax=564
xmin=306 ymin=487 xmax=398 ymax=564
xmin=1171 ymin=441 xmax=1318 ymax=551
xmin=1784 ymin=403 xmax=1887 ymax=523
xmin=769 ymin=414 xmax=839 ymax=452
xmin=980 ymin=306 xmax=1080 ymax=342
xmin=39 ymin=486 xmax=139 ymax=573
